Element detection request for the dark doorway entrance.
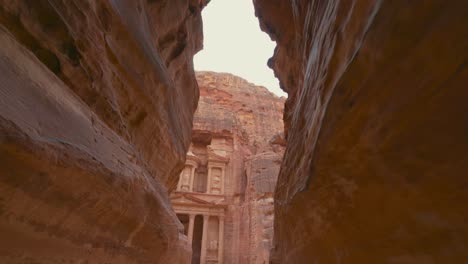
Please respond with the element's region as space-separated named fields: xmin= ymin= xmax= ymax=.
xmin=192 ymin=215 xmax=204 ymax=264
xmin=177 ymin=214 xmax=189 ymax=235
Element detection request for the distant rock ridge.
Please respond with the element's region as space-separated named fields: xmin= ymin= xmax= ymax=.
xmin=195 ymin=71 xmax=285 ymax=154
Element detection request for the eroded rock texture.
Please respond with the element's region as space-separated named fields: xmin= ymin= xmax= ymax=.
xmin=0 ymin=0 xmax=207 ymax=263
xmin=254 ymin=0 xmax=468 ymax=263
xmin=173 ymin=71 xmax=285 ymax=263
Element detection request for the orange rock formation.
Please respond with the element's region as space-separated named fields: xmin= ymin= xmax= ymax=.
xmin=0 ymin=0 xmax=207 ymax=262
xmin=254 ymin=0 xmax=468 ymax=263
xmin=1 ymin=0 xmax=467 ymax=263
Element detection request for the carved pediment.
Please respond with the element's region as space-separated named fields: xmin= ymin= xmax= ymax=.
xmin=171 ymin=193 xmax=226 ymax=206
xmin=207 ymin=146 xmax=230 ymax=163
xmin=186 ymin=149 xmax=201 ymax=164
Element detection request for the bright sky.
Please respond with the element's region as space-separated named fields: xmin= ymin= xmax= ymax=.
xmin=194 ymin=0 xmax=286 ymax=97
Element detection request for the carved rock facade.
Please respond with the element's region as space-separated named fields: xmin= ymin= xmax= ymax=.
xmin=171 ymin=71 xmax=285 ymax=264
xmin=254 ymin=0 xmax=468 ymax=263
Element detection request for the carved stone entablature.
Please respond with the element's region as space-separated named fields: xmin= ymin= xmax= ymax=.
xmin=171 ymin=193 xmax=227 ymax=209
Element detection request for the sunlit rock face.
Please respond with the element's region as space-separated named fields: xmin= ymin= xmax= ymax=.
xmin=172 ymin=72 xmax=285 ymax=263
xmin=254 ymin=0 xmax=468 ymax=263
xmin=0 ymin=0 xmax=207 ymax=262
xmin=196 ymin=71 xmax=285 ymax=264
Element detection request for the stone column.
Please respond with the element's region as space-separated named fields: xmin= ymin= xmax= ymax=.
xmin=206 ymin=166 xmax=212 ymax=194
xmin=200 ymin=215 xmax=209 ymax=263
xmin=189 ymin=166 xmax=196 ymax=192
xmin=188 ymin=214 xmax=195 ymax=244
xmin=177 ymin=168 xmax=183 ymax=191
xmin=218 ymin=216 xmax=225 ymax=264
xmin=221 ymin=166 xmax=225 ymax=195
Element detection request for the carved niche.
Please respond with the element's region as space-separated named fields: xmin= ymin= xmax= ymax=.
xmin=210 ymin=167 xmax=223 ymax=194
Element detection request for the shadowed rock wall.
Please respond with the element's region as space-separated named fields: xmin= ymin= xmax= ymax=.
xmin=0 ymin=0 xmax=207 ymax=262
xmin=254 ymin=0 xmax=468 ymax=263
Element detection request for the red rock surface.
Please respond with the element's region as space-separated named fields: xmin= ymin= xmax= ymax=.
xmin=194 ymin=71 xmax=285 ymax=263
xmin=195 ymin=71 xmax=285 ymax=152
xmin=0 ymin=0 xmax=207 ymax=262
xmin=254 ymin=0 xmax=468 ymax=263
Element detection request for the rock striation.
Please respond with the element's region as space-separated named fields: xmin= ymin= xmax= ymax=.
xmin=0 ymin=0 xmax=207 ymax=263
xmin=171 ymin=71 xmax=285 ymax=264
xmin=254 ymin=0 xmax=468 ymax=263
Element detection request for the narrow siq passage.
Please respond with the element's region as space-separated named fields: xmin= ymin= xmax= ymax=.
xmin=0 ymin=0 xmax=467 ymax=263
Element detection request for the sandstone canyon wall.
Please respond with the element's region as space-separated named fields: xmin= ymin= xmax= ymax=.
xmin=254 ymin=0 xmax=468 ymax=263
xmin=0 ymin=0 xmax=207 ymax=263
xmin=171 ymin=71 xmax=285 ymax=264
